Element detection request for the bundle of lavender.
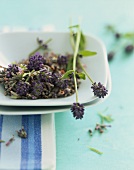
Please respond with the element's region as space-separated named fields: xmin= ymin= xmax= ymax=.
xmin=0 ymin=25 xmax=108 ymax=119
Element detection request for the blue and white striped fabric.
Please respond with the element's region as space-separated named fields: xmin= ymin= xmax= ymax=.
xmin=0 ymin=27 xmax=56 ymax=170
xmin=0 ymin=114 xmax=56 ymax=170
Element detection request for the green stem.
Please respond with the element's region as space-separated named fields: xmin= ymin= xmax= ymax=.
xmin=28 ymin=38 xmax=52 ymax=57
xmin=69 ymin=19 xmax=75 ymax=51
xmin=78 ymin=59 xmax=94 ymax=84
xmin=72 ymin=26 xmax=81 ymax=103
xmin=70 ymin=29 xmax=75 ymax=51
xmin=29 ymin=46 xmax=41 ymax=57
xmin=45 ymin=38 xmax=52 ymax=44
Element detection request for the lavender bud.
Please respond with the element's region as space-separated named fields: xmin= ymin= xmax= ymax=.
xmin=57 ymin=55 xmax=68 ymax=65
xmin=125 ymin=45 xmax=134 ymax=53
xmin=91 ymin=82 xmax=108 ymax=98
xmin=16 ymin=81 xmax=30 ymax=96
xmin=108 ymin=52 xmax=114 ymax=61
xmin=6 ymin=64 xmax=19 ymax=78
xmin=27 ymin=54 xmax=45 ymax=71
xmin=71 ymin=102 xmax=85 ymax=119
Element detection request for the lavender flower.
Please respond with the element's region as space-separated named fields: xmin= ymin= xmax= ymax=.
xmin=108 ymin=51 xmax=114 ymax=61
xmin=16 ymin=81 xmax=30 ymax=96
xmin=31 ymin=80 xmax=44 ymax=97
xmin=91 ymin=82 xmax=108 ymax=98
xmin=71 ymin=103 xmax=85 ymax=119
xmin=27 ymin=54 xmax=45 ymax=71
xmin=6 ymin=64 xmax=19 ymax=78
xmin=37 ymin=38 xmax=48 ymax=49
xmin=16 ymin=126 xmax=27 ymax=138
xmin=42 ymin=44 xmax=48 ymax=49
xmin=125 ymin=44 xmax=134 ymax=53
xmin=39 ymin=69 xmax=53 ymax=83
xmin=37 ymin=37 xmax=43 ymax=45
xmin=57 ymin=55 xmax=68 ymax=65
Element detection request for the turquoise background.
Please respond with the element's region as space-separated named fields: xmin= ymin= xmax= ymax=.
xmin=0 ymin=0 xmax=134 ymax=169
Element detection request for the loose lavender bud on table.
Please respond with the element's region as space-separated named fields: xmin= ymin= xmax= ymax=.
xmin=125 ymin=44 xmax=134 ymax=53
xmin=91 ymin=82 xmax=108 ymax=98
xmin=115 ymin=33 xmax=121 ymax=39
xmin=95 ymin=124 xmax=111 ymax=134
xmin=88 ymin=129 xmax=93 ymax=136
xmin=95 ymin=124 xmax=101 ymax=130
xmin=108 ymin=51 xmax=115 ymax=61
xmin=71 ymin=102 xmax=85 ymax=119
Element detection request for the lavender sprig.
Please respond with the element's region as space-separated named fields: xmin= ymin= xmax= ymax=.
xmin=67 ymin=24 xmax=108 ymax=119
xmin=29 ymin=38 xmax=52 ymax=57
xmin=78 ymin=58 xmax=108 ymax=98
xmin=69 ymin=24 xmax=85 ymax=119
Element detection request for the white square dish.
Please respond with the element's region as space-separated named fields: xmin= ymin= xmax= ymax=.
xmin=0 ymin=66 xmax=111 ymax=115
xmin=0 ymin=32 xmax=108 ymax=106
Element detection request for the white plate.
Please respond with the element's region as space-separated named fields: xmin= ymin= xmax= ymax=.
xmin=0 ymin=32 xmax=108 ymax=106
xmin=0 ymin=63 xmax=111 ymax=115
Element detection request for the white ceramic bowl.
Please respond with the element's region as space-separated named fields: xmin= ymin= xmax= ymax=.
xmin=0 ymin=32 xmax=108 ymax=106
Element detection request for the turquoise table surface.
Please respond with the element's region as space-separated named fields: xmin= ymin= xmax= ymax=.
xmin=0 ymin=0 xmax=134 ymax=170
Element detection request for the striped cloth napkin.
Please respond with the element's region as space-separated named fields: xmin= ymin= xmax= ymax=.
xmin=0 ymin=114 xmax=56 ymax=170
xmin=0 ymin=26 xmax=56 ymax=170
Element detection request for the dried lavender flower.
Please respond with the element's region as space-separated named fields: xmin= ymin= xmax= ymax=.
xmin=115 ymin=33 xmax=121 ymax=39
xmin=125 ymin=44 xmax=134 ymax=53
xmin=91 ymin=82 xmax=108 ymax=98
xmin=16 ymin=126 xmax=27 ymax=138
xmin=16 ymin=81 xmax=30 ymax=96
xmin=42 ymin=44 xmax=48 ymax=49
xmin=27 ymin=54 xmax=45 ymax=71
xmin=108 ymin=51 xmax=115 ymax=61
xmin=88 ymin=129 xmax=93 ymax=136
xmin=37 ymin=37 xmax=43 ymax=45
xmin=31 ymin=80 xmax=44 ymax=97
xmin=71 ymin=102 xmax=85 ymax=119
xmin=6 ymin=64 xmax=19 ymax=78
xmin=95 ymin=123 xmax=111 ymax=134
xmin=57 ymin=55 xmax=68 ymax=65
xmin=6 ymin=135 xmax=15 ymax=146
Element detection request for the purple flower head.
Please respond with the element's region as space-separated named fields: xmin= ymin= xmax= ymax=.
xmin=37 ymin=37 xmax=43 ymax=45
xmin=51 ymin=73 xmax=68 ymax=89
xmin=42 ymin=44 xmax=48 ymax=49
xmin=71 ymin=103 xmax=85 ymax=119
xmin=6 ymin=64 xmax=19 ymax=78
xmin=39 ymin=69 xmax=53 ymax=83
xmin=55 ymin=79 xmax=69 ymax=89
xmin=57 ymin=55 xmax=68 ymax=65
xmin=16 ymin=81 xmax=30 ymax=96
xmin=31 ymin=80 xmax=44 ymax=97
xmin=27 ymin=54 xmax=45 ymax=71
xmin=91 ymin=82 xmax=108 ymax=98
xmin=125 ymin=44 xmax=134 ymax=53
